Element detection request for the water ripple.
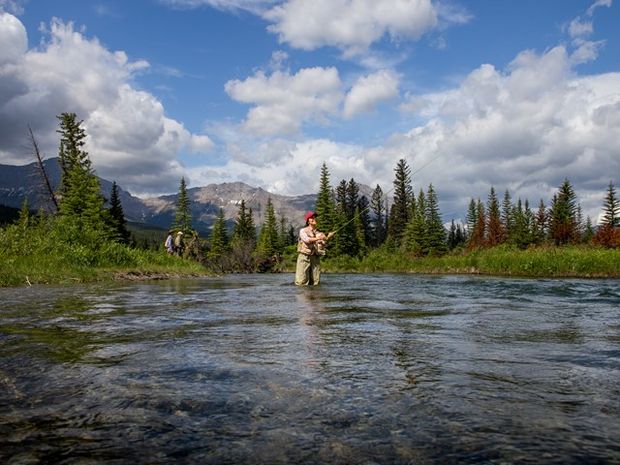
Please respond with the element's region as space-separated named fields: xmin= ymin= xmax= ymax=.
xmin=0 ymin=274 xmax=619 ymax=464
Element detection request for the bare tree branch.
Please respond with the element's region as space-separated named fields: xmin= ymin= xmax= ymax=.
xmin=28 ymin=125 xmax=59 ymax=212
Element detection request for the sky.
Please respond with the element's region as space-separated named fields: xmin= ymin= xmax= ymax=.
xmin=0 ymin=0 xmax=618 ymax=223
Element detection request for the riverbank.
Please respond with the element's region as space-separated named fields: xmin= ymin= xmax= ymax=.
xmin=0 ymin=247 xmax=208 ymax=287
xmin=3 ymin=243 xmax=619 ymax=287
xmin=321 ymin=245 xmax=620 ymax=278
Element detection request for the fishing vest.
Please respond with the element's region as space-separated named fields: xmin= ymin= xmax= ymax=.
xmin=297 ymin=226 xmax=317 ymax=255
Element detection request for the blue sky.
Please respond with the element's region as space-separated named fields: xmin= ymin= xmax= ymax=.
xmin=0 ymin=0 xmax=618 ymax=222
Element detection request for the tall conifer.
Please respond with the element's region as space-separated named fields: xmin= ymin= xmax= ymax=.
xmin=232 ymin=199 xmax=256 ymax=243
xmin=257 ymin=198 xmax=279 ymax=257
xmin=108 ymin=181 xmax=131 ymax=244
xmin=173 ymin=177 xmax=192 ymax=233
xmin=425 ymin=184 xmax=447 ymax=255
xmin=56 ymin=112 xmax=111 ymax=238
xmin=601 ymin=181 xmax=619 ymax=228
xmin=468 ymin=199 xmax=486 ymax=249
xmin=387 ymin=158 xmax=413 ymax=246
xmin=403 ymin=189 xmax=426 ymax=255
xmin=533 ymin=199 xmax=548 ymax=244
xmin=486 ymin=187 xmax=503 ymax=247
xmin=370 ymin=185 xmax=386 ymax=247
xmin=208 ymin=208 xmax=229 ymax=261
xmin=549 ymin=179 xmax=578 ymax=245
xmin=315 ymin=163 xmax=335 ymax=232
xmin=501 ymin=189 xmax=512 ymax=241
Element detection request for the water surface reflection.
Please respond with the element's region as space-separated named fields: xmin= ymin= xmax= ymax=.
xmin=1 ymin=274 xmax=619 ymax=464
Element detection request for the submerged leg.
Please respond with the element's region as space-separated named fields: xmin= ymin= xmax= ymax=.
xmin=295 ymin=254 xmax=311 ymax=285
xmin=310 ymin=255 xmax=321 ymax=285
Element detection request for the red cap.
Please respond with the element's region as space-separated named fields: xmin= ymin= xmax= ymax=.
xmin=304 ymin=211 xmax=317 ymax=222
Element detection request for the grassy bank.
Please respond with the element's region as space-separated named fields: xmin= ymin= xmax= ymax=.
xmin=0 ymin=220 xmax=207 ymax=287
xmin=322 ymin=245 xmax=620 ymax=278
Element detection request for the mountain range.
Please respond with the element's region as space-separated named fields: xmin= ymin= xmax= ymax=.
xmin=0 ymin=158 xmax=319 ymax=232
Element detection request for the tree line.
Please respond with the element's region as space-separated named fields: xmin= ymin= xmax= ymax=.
xmin=171 ymin=156 xmax=618 ymax=272
xmin=13 ymin=113 xmax=618 ymax=277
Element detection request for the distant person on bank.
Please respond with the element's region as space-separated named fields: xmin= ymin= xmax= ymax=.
xmin=295 ymin=211 xmax=335 ymax=286
xmin=164 ymin=230 xmax=175 ymax=254
xmin=174 ymin=231 xmax=184 ymax=256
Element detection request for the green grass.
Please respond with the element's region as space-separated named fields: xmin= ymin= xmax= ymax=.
xmin=322 ymin=245 xmax=620 ymax=278
xmin=0 ymin=219 xmax=207 ymax=287
xmin=3 ymin=214 xmax=618 ymax=287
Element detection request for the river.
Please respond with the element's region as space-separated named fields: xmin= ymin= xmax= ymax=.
xmin=1 ymin=273 xmax=619 ymax=464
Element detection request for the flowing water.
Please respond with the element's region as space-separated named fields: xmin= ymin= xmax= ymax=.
xmin=0 ymin=274 xmax=619 ymax=464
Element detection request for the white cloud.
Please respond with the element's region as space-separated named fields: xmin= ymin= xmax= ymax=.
xmin=565 ymin=0 xmax=611 ymax=65
xmin=224 ymin=67 xmax=343 ymax=135
xmin=201 ymin=40 xmax=618 ymax=224
xmin=395 ymin=46 xmax=619 ymax=223
xmin=162 ymin=0 xmax=468 ymax=60
xmin=587 ymin=0 xmax=613 ymax=16
xmin=158 ymin=0 xmax=277 ymax=15
xmin=568 ymin=18 xmax=593 ymax=39
xmin=0 ymin=11 xmax=26 ymax=63
xmin=344 ymin=69 xmax=399 ymax=118
xmin=0 ymin=14 xmax=213 ymax=194
xmin=186 ymin=138 xmax=368 ymax=196
xmin=0 ymin=0 xmax=25 ymax=15
xmin=570 ymin=38 xmax=606 ymax=65
xmin=268 ymin=50 xmax=288 ymax=71
xmin=263 ymin=0 xmax=438 ymax=57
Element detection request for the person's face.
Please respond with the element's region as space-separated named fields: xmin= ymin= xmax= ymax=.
xmin=308 ymin=216 xmax=317 ymax=228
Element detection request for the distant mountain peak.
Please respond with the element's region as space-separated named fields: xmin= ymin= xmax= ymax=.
xmin=0 ymin=157 xmax=316 ymax=233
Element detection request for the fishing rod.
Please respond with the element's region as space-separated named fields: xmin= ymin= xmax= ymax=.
xmin=327 ymin=152 xmax=443 ymax=236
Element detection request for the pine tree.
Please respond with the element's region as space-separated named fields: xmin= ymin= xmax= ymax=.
xmin=230 ymin=200 xmax=256 ymax=272
xmin=387 ymin=158 xmax=413 ymax=246
xmin=315 ymin=163 xmax=336 ymax=233
xmin=576 ymin=205 xmax=584 ymax=241
xmin=455 ymin=223 xmax=466 ymax=248
xmin=370 ymin=184 xmax=386 ymax=247
xmin=486 ymin=187 xmax=503 ymax=247
xmin=594 ymin=181 xmax=620 ymax=248
xmin=468 ymin=199 xmax=486 ymax=250
xmin=403 ymin=189 xmax=426 ymax=255
xmin=57 ymin=112 xmax=90 ymax=191
xmin=424 ymin=184 xmax=447 ymax=255
xmin=346 ymin=178 xmax=360 ymax=218
xmin=173 ymin=177 xmax=192 ymax=233
xmin=357 ymin=195 xmax=371 ymax=247
xmin=466 ymin=198 xmax=477 ymax=239
xmin=332 ymin=179 xmax=356 ymax=256
xmin=232 ymin=199 xmax=256 ymax=244
xmin=56 ymin=113 xmax=111 ymax=238
xmin=208 ymin=208 xmax=229 ymax=261
xmin=549 ymin=179 xmax=578 ymax=246
xmin=448 ymin=219 xmax=457 ymax=250
xmin=346 ymin=179 xmax=363 ymax=255
xmin=353 ymin=206 xmax=366 ymax=255
xmin=277 ymin=215 xmax=289 ymax=250
xmin=601 ymin=181 xmax=619 ymax=228
xmin=257 ymin=198 xmax=279 ymax=257
xmin=533 ymin=199 xmax=548 ymax=244
xmin=108 ymin=181 xmax=131 ymax=244
xmin=510 ymin=198 xmax=534 ymax=249
xmin=501 ymin=189 xmax=512 ymax=240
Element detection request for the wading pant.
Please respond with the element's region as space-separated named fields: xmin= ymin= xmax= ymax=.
xmin=295 ymin=253 xmax=321 ymax=286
